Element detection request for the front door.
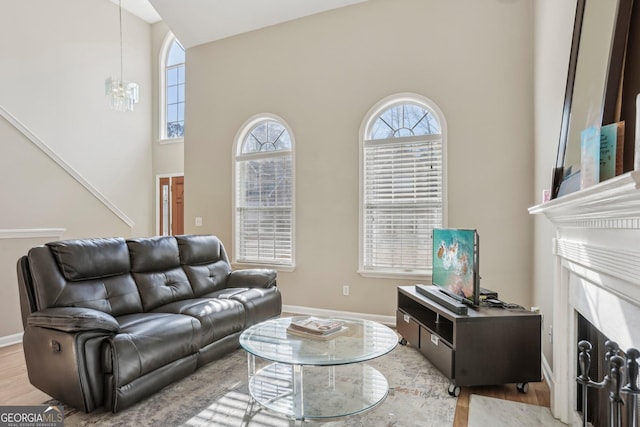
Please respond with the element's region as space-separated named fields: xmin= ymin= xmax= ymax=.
xmin=158 ymin=175 xmax=184 ymax=235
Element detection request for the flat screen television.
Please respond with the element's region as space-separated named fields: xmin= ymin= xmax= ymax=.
xmin=432 ymin=228 xmax=480 ymax=306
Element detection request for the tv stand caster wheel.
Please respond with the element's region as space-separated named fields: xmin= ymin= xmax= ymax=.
xmin=447 ymin=384 xmax=460 ymax=397
xmin=399 ymin=338 xmax=407 ymax=345
xmin=516 ymin=382 xmax=529 ymax=393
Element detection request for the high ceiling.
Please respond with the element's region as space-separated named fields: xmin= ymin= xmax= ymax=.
xmin=115 ymin=0 xmax=368 ymax=49
xmin=110 ymin=0 xmax=161 ymax=24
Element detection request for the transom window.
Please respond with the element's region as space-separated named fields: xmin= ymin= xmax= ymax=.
xmin=359 ymin=95 xmax=446 ymax=278
xmin=160 ymin=34 xmax=185 ymax=141
xmin=234 ymin=116 xmax=295 ymax=268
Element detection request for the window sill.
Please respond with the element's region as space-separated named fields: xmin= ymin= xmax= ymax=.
xmin=232 ymin=262 xmax=296 ymax=273
xmin=159 ymin=137 xmax=184 ymax=145
xmin=357 ymin=269 xmax=432 ymax=281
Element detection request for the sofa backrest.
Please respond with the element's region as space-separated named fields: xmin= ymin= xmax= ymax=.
xmin=20 ymin=234 xmax=234 ymax=318
xmin=27 ymin=238 xmax=143 ymax=316
xmin=176 ymin=235 xmax=232 ymax=297
xmin=127 ymin=236 xmax=194 ymax=311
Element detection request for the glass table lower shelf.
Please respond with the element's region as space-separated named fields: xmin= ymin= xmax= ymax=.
xmin=248 ymin=361 xmax=389 ymax=420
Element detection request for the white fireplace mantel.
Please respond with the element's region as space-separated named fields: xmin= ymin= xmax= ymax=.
xmin=530 ymin=170 xmax=640 ymax=425
xmin=529 ymin=170 xmax=640 ymax=228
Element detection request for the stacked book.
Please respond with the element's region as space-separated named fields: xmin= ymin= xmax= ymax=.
xmin=286 ymin=317 xmax=347 ymax=340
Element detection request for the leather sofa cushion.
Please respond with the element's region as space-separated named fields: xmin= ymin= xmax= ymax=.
xmin=182 ymin=264 xmax=231 ymax=297
xmin=47 ymin=238 xmax=130 ymax=281
xmin=28 ymin=246 xmax=143 ymax=316
xmin=202 ymin=288 xmax=248 ymax=299
xmin=108 ymin=313 xmax=200 ymax=386
xmin=177 ymin=235 xmax=231 ymax=296
xmin=133 ymin=267 xmax=194 ymax=312
xmin=127 ymin=236 xmax=180 ymax=273
xmin=128 ymin=237 xmax=194 ymax=311
xmin=229 ymin=287 xmax=282 ymax=327
xmin=153 ymin=298 xmax=245 ymax=347
xmin=28 ymin=307 xmax=119 ymax=332
xmin=176 ymin=235 xmax=229 ymax=265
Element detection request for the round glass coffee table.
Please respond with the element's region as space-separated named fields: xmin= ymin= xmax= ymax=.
xmin=239 ymin=316 xmax=398 ymax=421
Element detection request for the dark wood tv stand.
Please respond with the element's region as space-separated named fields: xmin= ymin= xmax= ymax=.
xmin=396 ymin=285 xmax=542 ymax=396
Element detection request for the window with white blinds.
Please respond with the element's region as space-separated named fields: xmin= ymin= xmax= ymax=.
xmin=234 ymin=116 xmax=294 ymax=268
xmin=360 ymin=98 xmax=445 ymax=277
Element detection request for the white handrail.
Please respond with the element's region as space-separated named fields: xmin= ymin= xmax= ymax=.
xmin=0 ymin=105 xmax=134 ymax=228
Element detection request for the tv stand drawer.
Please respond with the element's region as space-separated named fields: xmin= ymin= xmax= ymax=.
xmin=396 ymin=310 xmax=420 ymax=347
xmin=419 ymin=327 xmax=453 ymax=379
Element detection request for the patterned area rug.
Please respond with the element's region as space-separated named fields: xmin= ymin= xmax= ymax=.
xmin=52 ymin=342 xmax=456 ymax=426
xmin=468 ymin=395 xmax=566 ymax=427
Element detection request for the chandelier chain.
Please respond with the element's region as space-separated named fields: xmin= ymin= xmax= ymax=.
xmin=119 ymin=0 xmax=123 ymax=83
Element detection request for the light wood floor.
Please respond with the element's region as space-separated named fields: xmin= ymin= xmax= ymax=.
xmin=0 ymin=342 xmax=550 ymax=426
xmin=452 ymin=379 xmax=551 ymax=427
xmin=0 ymin=343 xmax=50 ymax=406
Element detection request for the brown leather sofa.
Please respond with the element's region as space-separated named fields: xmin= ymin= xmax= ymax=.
xmin=16 ymin=234 xmax=281 ymax=413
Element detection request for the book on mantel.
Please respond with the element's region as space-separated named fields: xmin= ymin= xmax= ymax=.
xmin=599 ymin=121 xmax=624 ymax=181
xmin=580 ymin=126 xmax=600 ymax=189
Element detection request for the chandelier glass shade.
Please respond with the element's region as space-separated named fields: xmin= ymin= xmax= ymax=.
xmin=105 ymin=77 xmax=139 ymax=112
xmin=105 ymin=0 xmax=139 ymax=112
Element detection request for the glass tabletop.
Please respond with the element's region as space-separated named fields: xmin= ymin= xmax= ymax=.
xmin=239 ymin=316 xmax=398 ymax=366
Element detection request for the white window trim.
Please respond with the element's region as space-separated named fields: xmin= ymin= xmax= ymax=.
xmin=358 ymin=93 xmax=448 ymax=280
xmin=230 ymin=262 xmax=296 ymax=273
xmin=232 ymin=113 xmax=296 ymax=271
xmin=158 ymin=32 xmax=184 ymax=144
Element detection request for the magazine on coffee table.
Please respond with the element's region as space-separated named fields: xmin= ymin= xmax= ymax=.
xmin=287 ymin=317 xmax=344 ymax=335
xmin=286 ymin=324 xmax=348 ymax=340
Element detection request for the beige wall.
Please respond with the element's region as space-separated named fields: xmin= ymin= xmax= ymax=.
xmin=185 ymin=0 xmax=535 ymax=317
xmin=1 ymin=0 xmax=153 ymax=231
xmin=151 ymin=21 xmax=184 ymax=177
xmin=151 ymin=21 xmax=185 ymax=234
xmin=0 ymin=235 xmax=65 ymax=340
xmin=532 ymin=0 xmax=577 ymax=372
xmin=0 ymin=0 xmax=153 ymax=338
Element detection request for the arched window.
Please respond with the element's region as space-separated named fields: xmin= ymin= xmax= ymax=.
xmin=359 ymin=94 xmax=446 ymax=278
xmin=160 ymin=34 xmax=185 ymax=141
xmin=233 ymin=115 xmax=295 ymax=268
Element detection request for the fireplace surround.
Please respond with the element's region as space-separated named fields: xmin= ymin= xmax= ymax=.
xmin=530 ymin=170 xmax=640 ymax=425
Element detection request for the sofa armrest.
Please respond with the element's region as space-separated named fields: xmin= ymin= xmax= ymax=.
xmin=27 ymin=307 xmax=120 ymax=333
xmin=227 ymin=269 xmax=277 ymax=289
xmin=23 ymin=325 xmax=111 ymax=412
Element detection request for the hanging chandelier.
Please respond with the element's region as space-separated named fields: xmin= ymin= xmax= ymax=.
xmin=105 ymin=0 xmax=139 ymax=112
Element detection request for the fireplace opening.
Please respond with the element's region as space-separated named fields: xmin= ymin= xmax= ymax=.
xmin=577 ymin=313 xmax=640 ymax=427
xmin=577 ymin=313 xmax=609 ymax=427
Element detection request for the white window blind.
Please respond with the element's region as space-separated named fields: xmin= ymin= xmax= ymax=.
xmin=234 ymin=118 xmax=294 ymax=267
xmin=361 ymin=99 xmax=444 ymax=276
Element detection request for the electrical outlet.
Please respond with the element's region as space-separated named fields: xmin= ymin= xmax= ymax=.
xmin=195 ymin=217 xmax=203 ymax=227
xmin=342 ymin=285 xmax=350 ymax=296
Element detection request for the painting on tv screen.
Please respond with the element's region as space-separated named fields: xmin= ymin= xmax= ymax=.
xmin=432 ymin=228 xmax=476 ymax=299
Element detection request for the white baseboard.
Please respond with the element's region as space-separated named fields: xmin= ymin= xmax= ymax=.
xmin=282 ymin=305 xmax=396 ymax=327
xmin=0 ymin=332 xmax=23 ymax=347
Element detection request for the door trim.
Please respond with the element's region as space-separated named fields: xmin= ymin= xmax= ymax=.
xmin=155 ymin=173 xmax=184 ymax=236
